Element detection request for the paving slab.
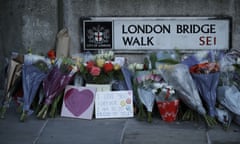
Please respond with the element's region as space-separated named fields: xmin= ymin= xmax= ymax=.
xmin=36 ymin=118 xmax=127 ymax=144
xmin=207 ymin=123 xmax=240 ymax=144
xmin=121 ymin=119 xmax=207 ymax=144
xmin=0 ymin=106 xmax=47 ymax=144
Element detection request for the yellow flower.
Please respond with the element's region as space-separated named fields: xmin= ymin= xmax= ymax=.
xmin=113 ymin=63 xmax=121 ymax=71
xmin=96 ymin=58 xmax=105 ymax=68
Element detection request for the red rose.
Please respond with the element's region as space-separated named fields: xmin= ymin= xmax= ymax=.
xmin=103 ymin=62 xmax=113 ymax=73
xmin=90 ymin=66 xmax=101 ymax=76
xmin=47 ymin=49 xmax=56 ymax=60
xmin=86 ymin=61 xmax=95 ymax=71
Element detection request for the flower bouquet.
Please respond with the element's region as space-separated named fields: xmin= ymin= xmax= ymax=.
xmin=190 ymin=62 xmax=220 ymax=117
xmin=152 ymin=82 xmax=179 ymax=122
xmin=80 ymin=51 xmax=121 ymax=85
xmin=111 ymin=67 xmax=130 ymax=91
xmin=156 ymin=63 xmax=211 ymax=124
xmin=0 ymin=58 xmax=22 ymax=119
xmin=135 ymin=70 xmax=161 ymax=123
xmin=37 ymin=57 xmax=77 ymax=119
xmin=20 ymin=61 xmax=48 ymax=122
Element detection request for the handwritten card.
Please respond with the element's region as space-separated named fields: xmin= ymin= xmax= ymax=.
xmin=95 ymin=90 xmax=134 ymax=119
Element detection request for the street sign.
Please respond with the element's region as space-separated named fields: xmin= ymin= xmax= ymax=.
xmin=82 ymin=17 xmax=231 ymax=51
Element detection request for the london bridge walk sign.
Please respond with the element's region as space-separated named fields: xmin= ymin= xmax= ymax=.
xmin=82 ymin=17 xmax=231 ymax=51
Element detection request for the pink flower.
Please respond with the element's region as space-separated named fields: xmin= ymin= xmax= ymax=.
xmin=150 ymin=74 xmax=155 ymax=81
xmin=145 ymin=74 xmax=151 ymax=81
xmin=137 ymin=76 xmax=143 ymax=83
xmin=86 ymin=61 xmax=95 ymax=72
xmin=154 ymin=75 xmax=161 ymax=82
xmin=90 ymin=66 xmax=101 ymax=76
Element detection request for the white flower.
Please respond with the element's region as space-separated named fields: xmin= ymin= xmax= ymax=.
xmin=128 ymin=63 xmax=136 ymax=71
xmin=69 ymin=65 xmax=78 ymax=76
xmin=152 ymin=89 xmax=158 ymax=94
xmin=237 ymin=58 xmax=240 ymax=64
xmin=152 ymin=83 xmax=162 ymax=88
xmin=136 ymin=63 xmax=144 ymax=70
xmin=162 ymin=88 xmax=168 ymax=93
xmin=169 ymin=89 xmax=175 ymax=94
xmin=166 ymin=85 xmax=173 ymax=90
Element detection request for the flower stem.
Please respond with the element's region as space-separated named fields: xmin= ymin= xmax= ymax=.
xmin=204 ymin=115 xmax=218 ymax=128
xmin=0 ymin=107 xmax=7 ymax=119
xmin=37 ymin=104 xmax=49 ymax=120
xmin=137 ymin=103 xmax=146 ymax=121
xmin=16 ymin=104 xmax=23 ymax=114
xmin=49 ymin=93 xmax=63 ymax=118
xmin=20 ymin=111 xmax=27 ymax=122
xmin=147 ymin=112 xmax=152 ymax=123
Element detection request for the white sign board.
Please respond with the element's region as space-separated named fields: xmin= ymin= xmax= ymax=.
xmin=95 ymin=90 xmax=134 ymax=119
xmin=82 ymin=17 xmax=230 ymax=50
xmin=114 ymin=18 xmax=230 ymax=50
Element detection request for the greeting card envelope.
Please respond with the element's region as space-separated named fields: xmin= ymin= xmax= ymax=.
xmin=61 ymin=85 xmax=96 ymax=120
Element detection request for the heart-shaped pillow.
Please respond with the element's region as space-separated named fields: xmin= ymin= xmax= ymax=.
xmin=64 ymin=88 xmax=94 ymax=117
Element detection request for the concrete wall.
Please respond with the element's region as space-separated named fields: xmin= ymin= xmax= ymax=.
xmin=0 ymin=0 xmax=240 ymax=88
xmin=0 ymin=0 xmax=58 ymax=88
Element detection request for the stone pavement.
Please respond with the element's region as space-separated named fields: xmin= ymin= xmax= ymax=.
xmin=0 ymin=105 xmax=240 ymax=144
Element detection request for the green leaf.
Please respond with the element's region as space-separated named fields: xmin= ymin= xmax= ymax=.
xmin=157 ymin=58 xmax=179 ymax=64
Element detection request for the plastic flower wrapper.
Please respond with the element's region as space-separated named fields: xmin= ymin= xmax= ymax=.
xmin=24 ymin=53 xmax=52 ymax=68
xmin=37 ymin=59 xmax=77 ymax=119
xmin=135 ymin=70 xmax=161 ymax=122
xmin=20 ymin=62 xmax=47 ymax=122
xmin=182 ymin=50 xmax=225 ymax=68
xmin=216 ymin=105 xmax=233 ymax=130
xmin=121 ymin=67 xmax=134 ymax=91
xmin=156 ymin=63 xmax=206 ymax=115
xmin=217 ymin=85 xmax=240 ymax=116
xmin=234 ymin=115 xmax=240 ymax=126
xmin=156 ymin=50 xmax=182 ymax=64
xmin=0 ymin=59 xmax=22 ymax=119
xmin=50 ymin=58 xmax=78 ymax=118
xmin=156 ymin=63 xmax=219 ymax=125
xmin=112 ymin=67 xmax=129 ymax=91
xmin=71 ymin=53 xmax=85 ymax=86
xmin=223 ymin=48 xmax=240 ymax=89
xmin=232 ymin=63 xmax=240 ymax=89
xmin=224 ymin=48 xmax=240 ymax=61
xmin=218 ymin=53 xmax=235 ymax=86
xmin=190 ymin=62 xmax=220 ymax=117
